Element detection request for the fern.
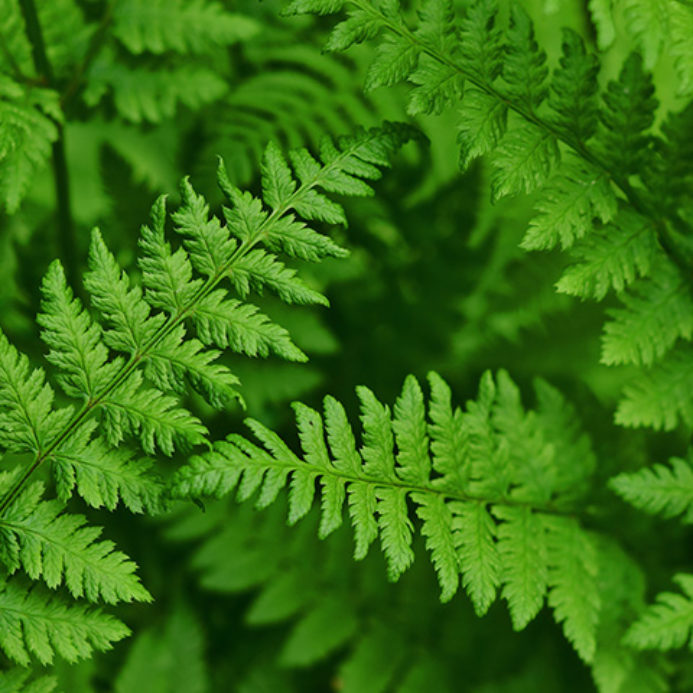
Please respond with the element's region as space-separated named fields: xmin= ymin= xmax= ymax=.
xmin=111 ymin=0 xmax=259 ymax=55
xmin=172 ymin=370 xmax=602 ymax=661
xmin=0 ymin=76 xmax=60 ymax=212
xmin=610 ymin=452 xmax=693 ymax=654
xmin=0 ymin=576 xmax=129 ymax=666
xmin=282 ymin=0 xmax=693 ymax=438
xmin=0 ymin=668 xmax=56 ymax=693
xmin=0 ymin=125 xmax=412 ymax=666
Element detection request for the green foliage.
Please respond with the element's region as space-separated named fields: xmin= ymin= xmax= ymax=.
xmin=0 ymin=124 xmax=410 ymax=670
xmin=172 ymin=371 xmax=601 ymax=661
xmin=2 ymin=0 xmax=693 ymax=689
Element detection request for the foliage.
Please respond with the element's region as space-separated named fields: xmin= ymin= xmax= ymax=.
xmin=1 ymin=0 xmax=693 ymax=690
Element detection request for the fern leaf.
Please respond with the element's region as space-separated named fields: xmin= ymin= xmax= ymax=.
xmin=491 ymin=119 xmax=559 ymax=200
xmin=0 ymin=481 xmax=150 ymax=603
xmin=138 ymin=195 xmax=202 ymax=314
xmin=85 ymin=59 xmax=227 ymax=124
xmin=0 ymin=332 xmax=71 ymax=454
xmin=377 ymin=487 xmax=415 ymax=581
xmin=457 ymin=88 xmax=507 ymax=170
xmin=625 ymin=574 xmax=693 ymax=651
xmin=101 ymin=372 xmax=207 ymax=455
xmin=610 ymin=453 xmax=693 ymax=522
xmin=548 ymin=29 xmax=599 ymax=142
xmin=191 ymin=290 xmax=306 ymax=361
xmin=522 ymin=157 xmax=616 ymax=251
xmin=0 ymin=77 xmax=59 ymax=213
xmin=84 ymin=229 xmax=162 ymax=353
xmin=451 ymin=500 xmax=500 ymax=616
xmin=115 ymin=605 xmax=208 ymax=693
xmin=408 ymin=8 xmax=462 ymax=118
xmin=601 ymin=265 xmax=693 ymax=367
xmin=0 ymin=669 xmax=56 ymax=693
xmin=0 ymin=578 xmax=129 ymax=665
xmin=494 ymin=505 xmax=548 ymax=630
xmin=51 ymin=429 xmax=163 ymax=513
xmin=458 ymin=0 xmax=503 ymax=83
xmin=393 ymin=375 xmax=430 ymax=483
xmin=501 ymin=5 xmax=548 ymax=111
xmin=544 ymin=515 xmax=600 ymax=662
xmin=113 ymin=0 xmax=259 ymax=55
xmin=413 ymin=493 xmax=459 ymax=601
xmin=172 ymin=175 xmax=237 ymax=278
xmin=230 ymin=249 xmax=328 ymax=306
xmin=616 ymin=346 xmax=693 ymax=430
xmin=280 ymin=596 xmax=358 ymax=667
xmin=556 ymin=208 xmax=660 ymax=300
xmin=595 ymin=53 xmax=657 ymax=175
xmin=38 ymin=260 xmax=112 ymax=400
xmin=146 ymin=326 xmax=240 ymax=409
xmin=357 ymin=386 xmax=396 ymax=481
xmin=365 ymin=35 xmax=420 ymax=92
xmin=170 ymin=371 xmax=600 ymax=659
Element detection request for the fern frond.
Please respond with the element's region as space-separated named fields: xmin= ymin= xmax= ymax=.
xmin=100 ymin=371 xmax=207 ymax=456
xmin=0 ymin=331 xmax=71 ymax=455
xmin=114 ymin=605 xmax=208 ymax=693
xmin=112 ymin=0 xmax=259 ymax=55
xmin=38 ymin=261 xmax=113 ymax=400
xmin=624 ymin=574 xmax=693 ymax=651
xmin=85 ymin=58 xmax=227 ymax=124
xmin=0 ymin=76 xmax=60 ymax=212
xmin=0 ymin=478 xmax=150 ymax=604
xmin=0 ymin=125 xmax=412 ymax=639
xmin=610 ymin=453 xmax=693 ymax=523
xmin=615 ymin=346 xmax=693 ymax=431
xmin=556 ymin=208 xmax=661 ymax=300
xmin=601 ymin=264 xmax=693 ymax=367
xmin=51 ymin=425 xmax=164 ymax=513
xmin=0 ymin=668 xmax=56 ymax=693
xmin=0 ymin=577 xmax=129 ymax=665
xmin=595 ymin=53 xmax=657 ymax=176
xmin=171 ymin=371 xmax=600 ymax=660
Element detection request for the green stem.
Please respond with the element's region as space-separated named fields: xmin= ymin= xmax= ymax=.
xmin=17 ymin=0 xmax=78 ymax=289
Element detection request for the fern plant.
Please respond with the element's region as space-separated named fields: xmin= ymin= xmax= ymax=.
xmin=0 ymin=124 xmax=411 ymax=669
xmin=279 ymin=0 xmax=693 ymax=433
xmin=170 ymin=370 xmax=671 ymax=688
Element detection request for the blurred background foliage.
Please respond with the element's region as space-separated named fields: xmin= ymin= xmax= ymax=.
xmin=1 ymin=0 xmax=691 ymax=690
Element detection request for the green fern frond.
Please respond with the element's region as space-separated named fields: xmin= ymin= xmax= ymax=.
xmin=0 ymin=331 xmax=72 ymax=456
xmin=610 ymin=452 xmax=693 ymax=523
xmin=84 ymin=58 xmax=228 ymax=124
xmin=601 ymin=264 xmax=693 ymax=367
xmin=594 ymin=53 xmax=657 ymax=176
xmin=114 ymin=605 xmax=208 ymax=693
xmin=0 ymin=76 xmax=60 ymax=212
xmin=51 ymin=425 xmax=164 ymax=514
xmin=112 ymin=0 xmax=259 ymax=55
xmin=615 ymin=346 xmax=693 ymax=430
xmin=171 ymin=370 xmax=600 ymax=661
xmin=555 ymin=208 xmax=661 ymax=301
xmin=0 ymin=668 xmax=56 ymax=693
xmin=624 ymin=574 xmax=693 ymax=651
xmin=0 ymin=577 xmax=129 ymax=665
xmin=0 ymin=125 xmax=411 ymax=666
xmin=0 ymin=477 xmax=150 ymax=604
